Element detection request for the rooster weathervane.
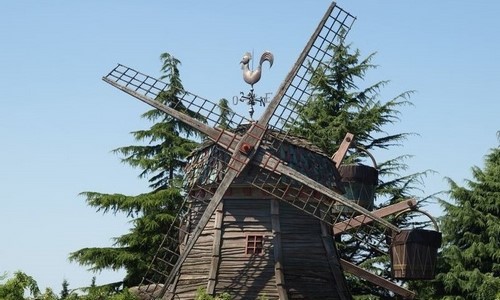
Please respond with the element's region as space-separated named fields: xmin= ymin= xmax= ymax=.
xmin=239 ymin=51 xmax=274 ymax=119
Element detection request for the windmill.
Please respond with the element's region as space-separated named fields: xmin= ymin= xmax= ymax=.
xmin=103 ymin=2 xmax=440 ymax=299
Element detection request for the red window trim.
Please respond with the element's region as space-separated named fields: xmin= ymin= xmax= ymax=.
xmin=245 ymin=234 xmax=265 ymax=255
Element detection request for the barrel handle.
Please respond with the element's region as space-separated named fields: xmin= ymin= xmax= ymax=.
xmin=355 ymin=146 xmax=378 ymax=170
xmin=394 ymin=208 xmax=440 ymax=232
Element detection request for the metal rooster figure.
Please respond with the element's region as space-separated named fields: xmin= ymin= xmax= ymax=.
xmin=239 ymin=51 xmax=274 ymax=119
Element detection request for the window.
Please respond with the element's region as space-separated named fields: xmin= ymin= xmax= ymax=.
xmin=246 ymin=235 xmax=264 ymax=255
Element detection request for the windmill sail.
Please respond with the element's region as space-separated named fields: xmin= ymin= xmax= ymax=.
xmin=263 ymin=3 xmax=356 ymax=132
xmin=244 ymin=2 xmax=362 ymax=225
xmin=104 ymin=64 xmax=251 ymax=132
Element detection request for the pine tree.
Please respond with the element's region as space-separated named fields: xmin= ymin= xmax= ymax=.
xmin=60 ymin=279 xmax=70 ymax=299
xmin=217 ymin=98 xmax=231 ymax=130
xmin=70 ymin=53 xmax=200 ymax=287
xmin=291 ymin=39 xmax=430 ymax=298
xmin=414 ymin=139 xmax=500 ymax=299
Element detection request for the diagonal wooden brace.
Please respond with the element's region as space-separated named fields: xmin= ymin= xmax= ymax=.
xmin=333 ymin=199 xmax=417 ymax=235
xmin=340 ymin=259 xmax=416 ymax=299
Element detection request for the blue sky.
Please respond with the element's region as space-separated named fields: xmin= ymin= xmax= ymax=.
xmin=1 ymin=0 xmax=498 ymax=293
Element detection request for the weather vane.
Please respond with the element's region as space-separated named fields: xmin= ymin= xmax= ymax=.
xmin=239 ymin=51 xmax=274 ymax=119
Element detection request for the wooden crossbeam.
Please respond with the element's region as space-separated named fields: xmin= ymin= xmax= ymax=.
xmin=333 ymin=199 xmax=417 ymax=235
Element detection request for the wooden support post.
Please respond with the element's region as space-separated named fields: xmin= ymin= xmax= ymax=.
xmin=271 ymin=200 xmax=288 ymax=300
xmin=333 ymin=199 xmax=417 ymax=235
xmin=320 ymin=222 xmax=351 ymax=300
xmin=340 ymin=259 xmax=416 ymax=299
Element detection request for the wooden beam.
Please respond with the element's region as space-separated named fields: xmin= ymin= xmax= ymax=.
xmin=207 ymin=202 xmax=224 ymax=294
xmin=331 ymin=133 xmax=355 ymax=168
xmin=271 ymin=200 xmax=288 ymax=300
xmin=340 ymin=259 xmax=416 ymax=299
xmin=266 ymin=153 xmax=401 ymax=232
xmin=333 ymin=199 xmax=417 ymax=235
xmin=320 ymin=223 xmax=351 ymax=300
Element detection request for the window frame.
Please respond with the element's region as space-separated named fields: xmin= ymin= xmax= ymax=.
xmin=245 ymin=234 xmax=265 ymax=255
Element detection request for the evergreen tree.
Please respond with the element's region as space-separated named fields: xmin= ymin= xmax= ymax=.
xmin=69 ymin=52 xmax=200 ymax=287
xmin=291 ymin=39 xmax=430 ymax=298
xmin=413 ymin=138 xmax=500 ymax=299
xmin=217 ymin=98 xmax=231 ymax=130
xmin=0 ymin=271 xmax=40 ymax=300
xmin=60 ymin=279 xmax=70 ymax=299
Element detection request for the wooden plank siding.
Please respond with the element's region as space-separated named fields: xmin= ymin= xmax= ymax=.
xmin=216 ymin=199 xmax=278 ymax=299
xmin=173 ymin=208 xmax=216 ymax=300
xmin=280 ymin=203 xmax=348 ymax=299
xmin=170 ymin=196 xmax=350 ymax=299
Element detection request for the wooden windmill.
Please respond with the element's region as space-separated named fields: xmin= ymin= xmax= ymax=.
xmin=103 ymin=2 xmax=441 ymax=299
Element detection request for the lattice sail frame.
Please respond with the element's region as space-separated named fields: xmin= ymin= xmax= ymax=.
xmin=104 ymin=64 xmax=250 ymax=130
xmin=266 ymin=3 xmax=354 ymax=134
xmin=102 ymin=2 xmax=406 ymax=299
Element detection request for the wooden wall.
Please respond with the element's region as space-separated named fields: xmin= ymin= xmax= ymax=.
xmin=170 ymin=196 xmax=350 ymax=300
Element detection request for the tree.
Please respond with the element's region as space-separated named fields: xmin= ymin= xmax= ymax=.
xmin=70 ymin=53 xmax=200 ymax=287
xmin=291 ymin=38 xmax=430 ymax=298
xmin=413 ymin=139 xmax=500 ymax=299
xmin=0 ymin=271 xmax=40 ymax=300
xmin=0 ymin=272 xmax=61 ymax=300
xmin=60 ymin=279 xmax=70 ymax=299
xmin=217 ymin=98 xmax=232 ymax=130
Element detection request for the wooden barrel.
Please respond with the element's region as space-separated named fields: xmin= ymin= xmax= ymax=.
xmin=390 ymin=210 xmax=442 ymax=280
xmin=337 ymin=163 xmax=378 ymax=212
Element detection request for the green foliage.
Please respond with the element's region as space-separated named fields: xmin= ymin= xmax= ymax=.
xmin=413 ymin=142 xmax=500 ymax=299
xmin=112 ymin=52 xmax=202 ymax=205
xmin=352 ymin=295 xmax=381 ymax=300
xmin=38 ymin=288 xmax=59 ymax=300
xmin=70 ymin=188 xmax=184 ymax=285
xmin=291 ymin=40 xmax=428 ymax=207
xmin=193 ymin=288 xmax=271 ymax=300
xmin=71 ymin=52 xmax=200 ymax=287
xmin=60 ymin=280 xmax=70 ymax=300
xmin=293 ymin=51 xmax=412 ymax=156
xmin=217 ymin=98 xmax=233 ymax=130
xmin=0 ymin=271 xmax=40 ymax=300
xmin=0 ymin=273 xmax=138 ymax=300
xmin=77 ymin=278 xmax=137 ymax=300
xmin=195 ymin=288 xmax=231 ymax=300
xmin=115 ymin=52 xmax=202 ymax=189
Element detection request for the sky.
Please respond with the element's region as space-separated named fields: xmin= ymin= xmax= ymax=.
xmin=1 ymin=0 xmax=499 ymax=294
